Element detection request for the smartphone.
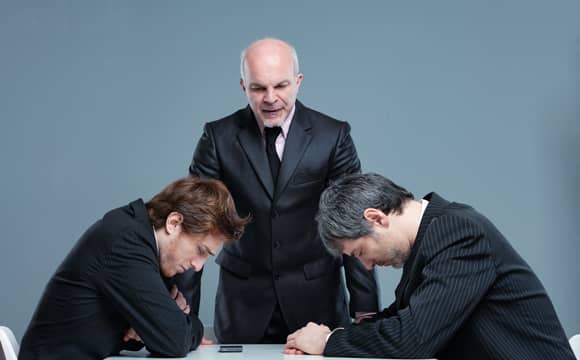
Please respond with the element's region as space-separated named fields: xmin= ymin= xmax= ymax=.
xmin=218 ymin=345 xmax=243 ymax=353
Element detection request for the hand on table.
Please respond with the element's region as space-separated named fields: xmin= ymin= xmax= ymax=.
xmin=283 ymin=322 xmax=330 ymax=355
xmin=123 ymin=327 xmax=142 ymax=343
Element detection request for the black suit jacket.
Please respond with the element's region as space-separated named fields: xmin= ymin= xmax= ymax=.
xmin=186 ymin=101 xmax=379 ymax=343
xmin=325 ymin=193 xmax=575 ymax=359
xmin=20 ymin=200 xmax=203 ymax=360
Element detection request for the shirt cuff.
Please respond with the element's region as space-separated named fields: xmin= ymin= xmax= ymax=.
xmin=325 ymin=327 xmax=345 ymax=344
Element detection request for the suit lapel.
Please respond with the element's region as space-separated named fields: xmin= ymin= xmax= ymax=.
xmin=275 ymin=102 xmax=313 ymax=200
xmin=396 ymin=193 xmax=449 ymax=308
xmin=237 ymin=108 xmax=275 ymax=199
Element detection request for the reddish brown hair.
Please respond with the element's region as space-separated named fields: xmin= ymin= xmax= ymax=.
xmin=146 ymin=177 xmax=249 ymax=243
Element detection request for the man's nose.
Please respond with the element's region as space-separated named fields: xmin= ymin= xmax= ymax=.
xmin=264 ymin=88 xmax=276 ymax=103
xmin=362 ymin=259 xmax=374 ymax=270
xmin=191 ymin=257 xmax=207 ymax=272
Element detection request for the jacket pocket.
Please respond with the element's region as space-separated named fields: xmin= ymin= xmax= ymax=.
xmin=303 ymin=256 xmax=341 ymax=280
xmin=292 ymin=171 xmax=323 ymax=186
xmin=215 ymin=250 xmax=251 ymax=279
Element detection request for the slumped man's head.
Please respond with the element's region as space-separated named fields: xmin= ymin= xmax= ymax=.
xmin=146 ymin=177 xmax=249 ymax=277
xmin=317 ymin=173 xmax=420 ymax=269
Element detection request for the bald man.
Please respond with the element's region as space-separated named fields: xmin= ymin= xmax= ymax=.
xmin=183 ymin=38 xmax=379 ymax=343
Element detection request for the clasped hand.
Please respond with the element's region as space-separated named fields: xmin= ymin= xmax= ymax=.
xmin=283 ymin=322 xmax=330 ymax=355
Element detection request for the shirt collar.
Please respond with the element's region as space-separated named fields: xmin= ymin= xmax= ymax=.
xmin=152 ymin=227 xmax=159 ymax=256
xmin=420 ymin=199 xmax=429 ymax=220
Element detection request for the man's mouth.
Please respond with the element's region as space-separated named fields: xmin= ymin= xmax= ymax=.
xmin=262 ymin=108 xmax=283 ymax=117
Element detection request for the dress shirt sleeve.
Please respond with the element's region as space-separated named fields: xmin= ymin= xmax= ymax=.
xmin=96 ymin=230 xmax=203 ymax=357
xmin=329 ymin=121 xmax=380 ymax=316
xmin=325 ymin=216 xmax=496 ymax=358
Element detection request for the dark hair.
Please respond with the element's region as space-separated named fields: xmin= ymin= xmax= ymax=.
xmin=316 ymin=173 xmax=414 ymax=255
xmin=146 ymin=177 xmax=249 ymax=243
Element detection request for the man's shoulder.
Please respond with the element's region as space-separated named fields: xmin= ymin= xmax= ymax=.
xmin=206 ymin=106 xmax=250 ymax=130
xmin=96 ymin=200 xmax=153 ymax=247
xmin=296 ymin=101 xmax=349 ymax=129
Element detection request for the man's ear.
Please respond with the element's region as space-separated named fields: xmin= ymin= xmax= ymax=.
xmin=240 ymin=78 xmax=246 ymax=93
xmin=165 ymin=212 xmax=184 ymax=235
xmin=363 ymin=208 xmax=389 ymax=228
xmin=296 ymin=73 xmax=304 ymax=88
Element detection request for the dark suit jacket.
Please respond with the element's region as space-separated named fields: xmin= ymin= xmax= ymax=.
xmin=186 ymin=100 xmax=379 ymax=343
xmin=325 ymin=193 xmax=575 ymax=359
xmin=20 ymin=200 xmax=203 ymax=360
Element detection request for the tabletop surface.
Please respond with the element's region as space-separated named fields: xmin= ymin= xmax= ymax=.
xmin=104 ymin=344 xmax=436 ymax=360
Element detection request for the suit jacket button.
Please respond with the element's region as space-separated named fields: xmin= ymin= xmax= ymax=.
xmin=274 ymin=273 xmax=280 ymax=280
xmin=274 ymin=241 xmax=281 ymax=249
xmin=271 ymin=210 xmax=279 ymax=219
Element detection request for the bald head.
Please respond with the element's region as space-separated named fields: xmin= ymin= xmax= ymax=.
xmin=239 ymin=38 xmax=303 ymax=128
xmin=240 ymin=38 xmax=300 ymax=83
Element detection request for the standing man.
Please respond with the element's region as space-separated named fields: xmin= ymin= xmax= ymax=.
xmin=187 ymin=38 xmax=379 ymax=343
xmin=284 ymin=173 xmax=575 ymax=359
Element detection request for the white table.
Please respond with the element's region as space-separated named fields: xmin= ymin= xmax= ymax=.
xmin=105 ymin=344 xmax=436 ymax=359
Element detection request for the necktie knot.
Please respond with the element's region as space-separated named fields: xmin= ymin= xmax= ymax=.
xmin=264 ymin=126 xmax=282 ymax=146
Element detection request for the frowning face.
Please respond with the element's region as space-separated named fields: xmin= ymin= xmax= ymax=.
xmin=240 ymin=40 xmax=302 ymax=128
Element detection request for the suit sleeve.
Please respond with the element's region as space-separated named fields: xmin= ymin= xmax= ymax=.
xmin=179 ymin=122 xmax=222 ymax=318
xmin=189 ymin=123 xmax=222 ymax=179
xmin=96 ymin=231 xmax=203 ymax=357
xmin=329 ymin=121 xmax=380 ymax=316
xmin=324 ymin=216 xmax=496 ymax=358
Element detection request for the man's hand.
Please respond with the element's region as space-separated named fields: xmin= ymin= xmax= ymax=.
xmin=283 ymin=322 xmax=330 ymax=355
xmin=170 ymin=284 xmax=190 ymax=314
xmin=354 ymin=311 xmax=377 ymax=324
xmin=201 ymin=337 xmax=213 ymax=345
xmin=123 ymin=327 xmax=142 ymax=343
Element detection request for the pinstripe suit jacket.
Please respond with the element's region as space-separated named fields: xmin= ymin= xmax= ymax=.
xmin=325 ymin=193 xmax=575 ymax=359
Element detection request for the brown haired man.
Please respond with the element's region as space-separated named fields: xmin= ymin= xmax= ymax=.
xmin=20 ymin=177 xmax=247 ymax=360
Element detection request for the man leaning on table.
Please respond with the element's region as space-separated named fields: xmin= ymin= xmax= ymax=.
xmin=20 ymin=177 xmax=248 ymax=360
xmin=284 ymin=173 xmax=575 ymax=359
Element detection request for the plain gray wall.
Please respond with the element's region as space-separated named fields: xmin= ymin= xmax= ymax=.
xmin=1 ymin=0 xmax=579 ymax=341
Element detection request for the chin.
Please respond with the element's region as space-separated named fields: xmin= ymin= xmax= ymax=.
xmin=262 ymin=119 xmax=283 ymax=128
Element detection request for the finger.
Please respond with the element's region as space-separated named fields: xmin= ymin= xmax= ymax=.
xmin=201 ymin=337 xmax=213 ymax=345
xmin=184 ymin=304 xmax=191 ymax=314
xmin=170 ymin=285 xmax=178 ymax=299
xmin=175 ymin=291 xmax=187 ymax=308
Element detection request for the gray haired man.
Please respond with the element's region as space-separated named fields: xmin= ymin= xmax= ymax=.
xmin=285 ymin=173 xmax=574 ymax=360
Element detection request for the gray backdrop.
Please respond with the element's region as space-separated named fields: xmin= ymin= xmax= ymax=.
xmin=1 ymin=0 xmax=579 ymax=341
